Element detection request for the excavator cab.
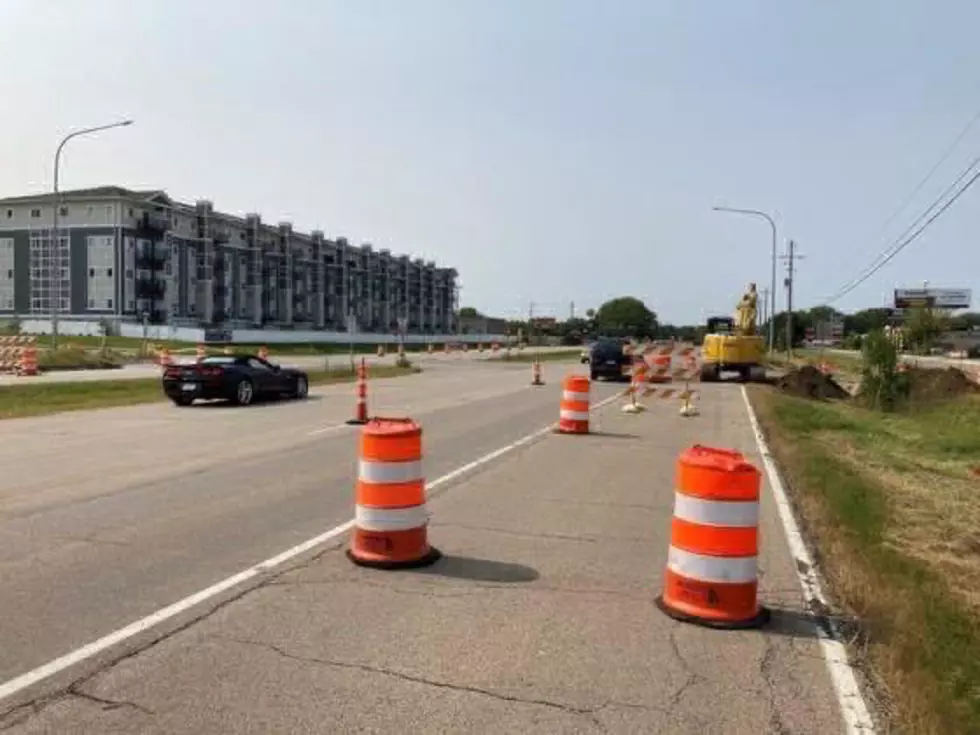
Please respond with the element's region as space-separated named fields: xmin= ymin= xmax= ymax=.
xmin=700 ymin=315 xmax=766 ymax=383
xmin=705 ymin=316 xmax=735 ymax=335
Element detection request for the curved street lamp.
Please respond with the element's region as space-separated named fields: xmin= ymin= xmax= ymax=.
xmin=711 ymin=205 xmax=777 ymax=352
xmin=51 ymin=119 xmax=134 ymax=348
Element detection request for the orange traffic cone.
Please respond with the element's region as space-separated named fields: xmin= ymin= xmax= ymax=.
xmin=656 ymin=445 xmax=769 ymax=629
xmin=346 ymin=358 xmax=369 ymax=425
xmin=558 ymin=375 xmax=590 ymax=434
xmin=347 ymin=417 xmax=441 ymax=569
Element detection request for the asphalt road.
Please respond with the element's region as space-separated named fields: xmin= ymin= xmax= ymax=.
xmin=0 ymin=358 xmax=620 ymax=687
xmin=0 ymin=366 xmax=868 ymax=734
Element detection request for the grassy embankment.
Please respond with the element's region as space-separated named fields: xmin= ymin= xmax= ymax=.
xmin=0 ymin=363 xmax=420 ymax=420
xmin=748 ymin=363 xmax=980 ymax=733
xmin=493 ymin=348 xmax=583 ymax=363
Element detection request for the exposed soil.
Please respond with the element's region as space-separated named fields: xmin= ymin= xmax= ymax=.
xmin=905 ymin=366 xmax=980 ymax=404
xmin=776 ymin=365 xmax=850 ymax=400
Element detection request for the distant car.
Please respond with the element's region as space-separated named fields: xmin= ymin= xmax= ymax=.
xmin=162 ymin=355 xmax=309 ymax=407
xmin=589 ymin=339 xmax=632 ymax=381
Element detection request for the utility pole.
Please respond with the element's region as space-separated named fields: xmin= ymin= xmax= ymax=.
xmin=781 ymin=240 xmax=804 ymax=354
xmin=760 ymin=287 xmax=770 ymax=334
xmin=527 ymin=301 xmax=534 ymax=348
xmin=569 ymin=301 xmax=575 ymax=321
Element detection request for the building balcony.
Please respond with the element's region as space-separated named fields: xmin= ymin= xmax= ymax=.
xmin=135 ymin=278 xmax=166 ymax=300
xmin=136 ymin=212 xmax=170 ymax=235
xmin=135 ymin=249 xmax=167 ymax=270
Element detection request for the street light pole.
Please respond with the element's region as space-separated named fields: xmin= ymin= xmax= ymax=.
xmin=712 ymin=206 xmax=777 ymax=352
xmin=51 ymin=119 xmax=134 ymax=349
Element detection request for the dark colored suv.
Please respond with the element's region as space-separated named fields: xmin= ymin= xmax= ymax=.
xmin=589 ymin=338 xmax=631 ymax=381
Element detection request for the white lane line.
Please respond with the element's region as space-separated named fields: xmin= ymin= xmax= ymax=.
xmin=306 ymin=423 xmax=351 ymax=437
xmin=0 ymin=387 xmax=622 ymax=706
xmin=740 ymin=387 xmax=876 ymax=734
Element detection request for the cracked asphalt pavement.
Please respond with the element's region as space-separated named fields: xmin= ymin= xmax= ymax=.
xmin=1 ymin=360 xmax=849 ymax=733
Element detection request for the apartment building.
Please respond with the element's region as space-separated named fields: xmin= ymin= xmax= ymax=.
xmin=0 ymin=186 xmax=458 ymax=335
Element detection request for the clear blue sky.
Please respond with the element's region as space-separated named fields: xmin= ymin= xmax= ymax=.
xmin=2 ymin=0 xmax=979 ymax=324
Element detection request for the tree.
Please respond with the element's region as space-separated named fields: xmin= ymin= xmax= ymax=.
xmin=843 ymin=308 xmax=891 ymax=336
xmin=905 ymin=304 xmax=949 ymax=354
xmin=594 ymin=297 xmax=657 ymax=338
xmin=458 ymin=306 xmax=480 ymax=319
xmin=950 ymin=311 xmax=980 ymax=331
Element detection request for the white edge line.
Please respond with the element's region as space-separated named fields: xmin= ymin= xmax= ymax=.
xmin=740 ymin=386 xmax=877 ymax=735
xmin=0 ymin=385 xmax=621 ymax=706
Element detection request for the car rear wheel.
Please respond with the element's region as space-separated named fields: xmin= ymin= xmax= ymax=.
xmin=234 ymin=378 xmax=255 ymax=406
xmin=171 ymin=396 xmax=194 ymax=407
xmin=293 ymin=376 xmax=309 ymax=400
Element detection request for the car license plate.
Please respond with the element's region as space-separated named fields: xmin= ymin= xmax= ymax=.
xmin=181 ymin=383 xmax=197 ymax=392
xmin=606 ymin=360 xmax=617 ymax=366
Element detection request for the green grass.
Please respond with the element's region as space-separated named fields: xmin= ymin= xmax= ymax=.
xmin=492 ymin=348 xmax=583 ymax=363
xmin=15 ymin=333 xmax=495 ymax=356
xmin=750 ymin=387 xmax=980 ymax=734
xmin=0 ymin=364 xmax=420 ymax=420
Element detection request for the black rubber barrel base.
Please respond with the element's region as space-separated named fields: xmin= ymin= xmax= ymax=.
xmin=345 ymin=418 xmax=369 ymax=425
xmin=346 ymin=546 xmax=442 ymax=570
xmin=655 ymin=595 xmax=771 ymax=630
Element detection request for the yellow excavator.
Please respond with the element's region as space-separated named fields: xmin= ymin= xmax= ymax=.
xmin=700 ymin=282 xmax=767 ymax=382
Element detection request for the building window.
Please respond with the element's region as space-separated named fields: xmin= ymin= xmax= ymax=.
xmin=30 ymin=209 xmax=41 ymax=218
xmin=87 ymin=234 xmax=115 ymax=311
xmin=5 ymin=209 xmax=11 ymax=218
xmin=28 ymin=232 xmax=70 ymax=315
xmin=0 ymin=239 xmax=14 ymax=310
xmin=59 ymin=206 xmax=69 ymax=217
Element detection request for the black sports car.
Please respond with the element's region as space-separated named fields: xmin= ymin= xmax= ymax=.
xmin=162 ymin=355 xmax=310 ymax=407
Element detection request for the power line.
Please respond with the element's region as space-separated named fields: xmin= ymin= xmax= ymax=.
xmin=826 ymin=165 xmax=980 ymax=304
xmin=824 ymin=104 xmax=980 ymax=305
xmin=869 ymin=104 xmax=980 ymax=241
xmin=826 ymin=150 xmax=980 ymax=302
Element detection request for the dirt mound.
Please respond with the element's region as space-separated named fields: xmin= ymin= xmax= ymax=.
xmin=776 ymin=365 xmax=850 ymax=400
xmin=906 ymin=366 xmax=979 ymax=404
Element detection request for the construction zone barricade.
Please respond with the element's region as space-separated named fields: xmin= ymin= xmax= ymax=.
xmin=558 ymin=375 xmax=591 ymax=434
xmin=18 ymin=344 xmax=38 ymax=376
xmin=0 ymin=336 xmax=38 ymax=375
xmin=346 ymin=357 xmax=370 ymax=425
xmin=656 ymin=445 xmax=768 ymax=629
xmin=531 ymin=360 xmax=544 ymax=386
xmin=622 ymin=358 xmax=647 ymax=414
xmin=347 ymin=417 xmax=441 ymax=569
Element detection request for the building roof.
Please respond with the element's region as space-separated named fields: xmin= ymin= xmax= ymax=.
xmin=0 ymin=186 xmax=169 ymax=205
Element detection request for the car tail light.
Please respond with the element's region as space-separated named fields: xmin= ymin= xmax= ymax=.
xmin=198 ymin=367 xmax=223 ymax=377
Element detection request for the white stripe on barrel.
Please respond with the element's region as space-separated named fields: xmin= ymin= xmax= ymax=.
xmin=673 ymin=494 xmax=759 ymax=528
xmin=358 ymin=459 xmax=424 ymax=485
xmin=562 ymin=390 xmax=590 ymax=402
xmin=667 ymin=546 xmax=757 ymax=584
xmin=355 ymin=505 xmax=429 ymax=531
xmin=560 ymin=409 xmax=590 ymax=421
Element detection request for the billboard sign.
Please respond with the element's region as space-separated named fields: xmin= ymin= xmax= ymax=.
xmin=893 ymin=288 xmax=971 ymax=310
